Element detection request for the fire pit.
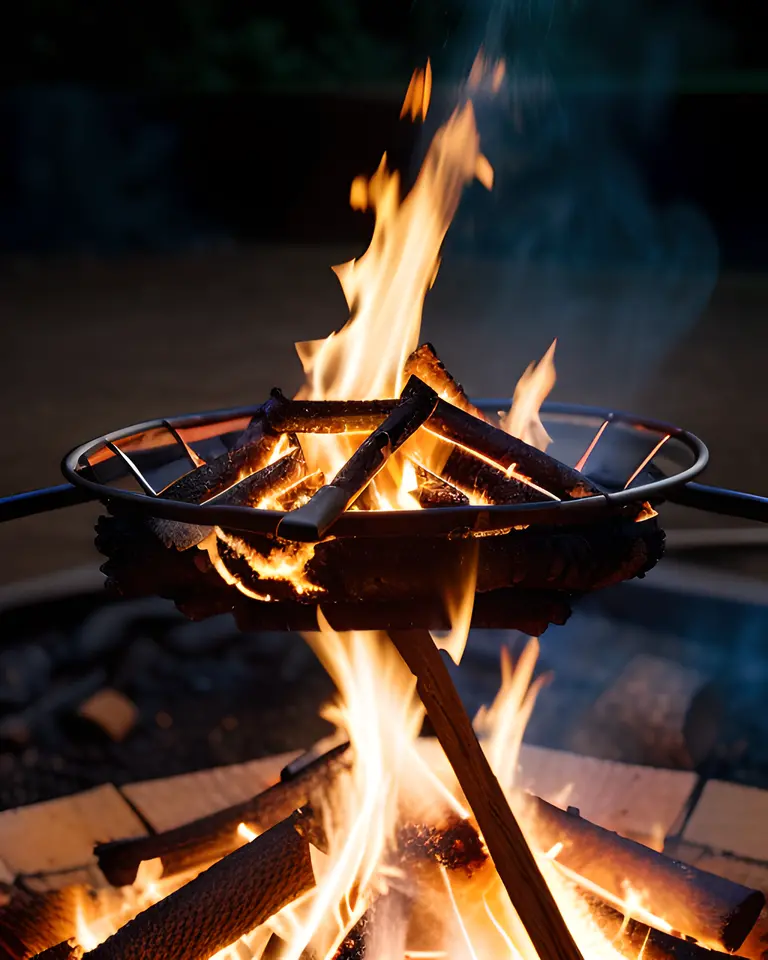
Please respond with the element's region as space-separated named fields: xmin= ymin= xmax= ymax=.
xmin=1 ymin=57 xmax=768 ymax=960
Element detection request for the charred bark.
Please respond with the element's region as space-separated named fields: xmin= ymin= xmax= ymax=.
xmin=413 ymin=464 xmax=470 ymax=508
xmin=84 ymin=813 xmax=315 ymax=960
xmin=428 ymin=400 xmax=603 ymax=502
xmin=404 ymin=343 xmax=488 ymax=422
xmin=157 ymin=392 xmax=288 ymax=506
xmin=149 ymin=448 xmax=306 ymax=551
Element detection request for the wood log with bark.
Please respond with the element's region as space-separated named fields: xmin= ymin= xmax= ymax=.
xmin=404 ymin=342 xmax=488 ymax=422
xmin=29 ymin=942 xmax=82 ymax=960
xmin=93 ymin=739 xmax=765 ymax=955
xmin=84 ymin=812 xmax=315 ymax=960
xmin=156 ymin=392 xmax=288 ymax=506
xmin=0 ymin=887 xmax=83 ymax=960
xmin=149 ymin=446 xmax=307 ymax=550
xmin=95 ymin=744 xmax=351 ymax=887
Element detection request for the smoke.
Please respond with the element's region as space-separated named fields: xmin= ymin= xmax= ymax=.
xmin=425 ymin=0 xmax=722 ymax=405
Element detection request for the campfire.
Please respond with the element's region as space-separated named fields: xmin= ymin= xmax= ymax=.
xmin=3 ymin=58 xmax=766 ymax=960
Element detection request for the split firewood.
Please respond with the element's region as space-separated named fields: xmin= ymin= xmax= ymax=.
xmin=277 ymin=376 xmax=439 ymax=541
xmin=76 ymin=688 xmax=139 ymax=743
xmin=84 ymin=811 xmax=315 ymax=960
xmin=149 ymin=446 xmax=306 ymax=551
xmin=567 ymin=654 xmax=721 ymax=769
xmin=413 ymin=464 xmax=469 ymax=508
xmin=404 ymin=343 xmax=488 ymax=422
xmin=387 ymin=629 xmax=585 ymax=960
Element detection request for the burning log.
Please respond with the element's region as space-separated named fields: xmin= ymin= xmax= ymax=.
xmin=95 ymin=744 xmax=351 ymax=887
xmin=0 ymin=887 xmax=81 ymax=960
xmin=586 ymin=897 xmax=749 ymax=960
xmin=84 ymin=812 xmax=315 ymax=960
xmin=30 ymin=942 xmax=82 ymax=960
xmin=91 ymin=735 xmax=764 ymax=958
xmin=404 ymin=343 xmax=488 ymax=422
xmin=413 ymin=464 xmax=470 ymax=508
xmin=387 ymin=628 xmax=586 ymax=960
xmin=527 ymin=796 xmax=764 ymax=953
xmin=435 ymin=441 xmax=546 ymax=505
xmin=149 ymin=448 xmax=306 ymax=551
xmin=428 ymin=399 xmax=602 ymax=502
xmin=272 ymin=391 xmax=395 ymax=435
xmin=277 ymin=376 xmax=439 ymax=541
xmin=155 ymin=392 xmax=288 ymax=506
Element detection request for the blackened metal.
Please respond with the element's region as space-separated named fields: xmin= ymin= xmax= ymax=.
xmin=0 ymin=483 xmax=97 ymax=523
xmin=666 ymin=482 xmax=768 ymax=524
xmin=59 ymin=400 xmax=708 ymax=536
xmin=277 ymin=376 xmax=439 ymax=541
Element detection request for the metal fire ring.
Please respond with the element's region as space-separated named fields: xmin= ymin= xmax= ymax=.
xmin=47 ymin=399 xmax=712 ymax=539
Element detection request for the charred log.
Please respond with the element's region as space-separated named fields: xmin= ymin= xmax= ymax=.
xmin=277 ymin=377 xmax=439 ymax=541
xmin=273 ymin=392 xmax=394 ymax=435
xmin=404 ymin=343 xmax=488 ymax=422
xmin=29 ymin=942 xmax=82 ymax=960
xmin=84 ymin=812 xmax=315 ymax=960
xmin=436 ymin=443 xmax=547 ymax=505
xmin=150 ymin=448 xmax=306 ymax=551
xmin=156 ymin=392 xmax=288 ymax=506
xmin=0 ymin=887 xmax=81 ymax=960
xmin=586 ymin=897 xmax=750 ymax=960
xmin=429 ymin=399 xmax=602 ymax=502
xmin=413 ymin=464 xmax=470 ymax=508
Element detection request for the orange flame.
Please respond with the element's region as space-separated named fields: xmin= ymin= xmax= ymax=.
xmin=499 ymin=340 xmax=557 ymax=453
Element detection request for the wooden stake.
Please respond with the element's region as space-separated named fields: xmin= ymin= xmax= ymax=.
xmin=388 ymin=629 xmax=585 ymax=960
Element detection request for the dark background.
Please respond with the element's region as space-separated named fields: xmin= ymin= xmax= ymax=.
xmin=1 ymin=0 xmax=768 ymax=267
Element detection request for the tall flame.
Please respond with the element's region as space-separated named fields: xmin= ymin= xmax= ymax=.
xmin=500 ymin=340 xmax=557 ymax=453
xmin=296 ymin=99 xmax=492 ymax=406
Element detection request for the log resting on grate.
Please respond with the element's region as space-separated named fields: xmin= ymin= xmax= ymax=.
xmin=96 ymin=509 xmax=663 ymax=625
xmin=94 ymin=740 xmax=763 ymax=955
xmin=92 ymin=344 xmax=662 ymax=623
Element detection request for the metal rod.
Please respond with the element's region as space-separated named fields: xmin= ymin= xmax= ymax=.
xmin=0 ymin=484 xmax=98 ymax=523
xmin=666 ymin=482 xmax=768 ymax=524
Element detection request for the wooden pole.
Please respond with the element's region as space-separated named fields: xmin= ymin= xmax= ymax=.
xmin=388 ymin=628 xmax=585 ymax=960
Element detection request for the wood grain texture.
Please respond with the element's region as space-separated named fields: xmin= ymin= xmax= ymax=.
xmin=389 ymin=629 xmax=585 ymax=960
